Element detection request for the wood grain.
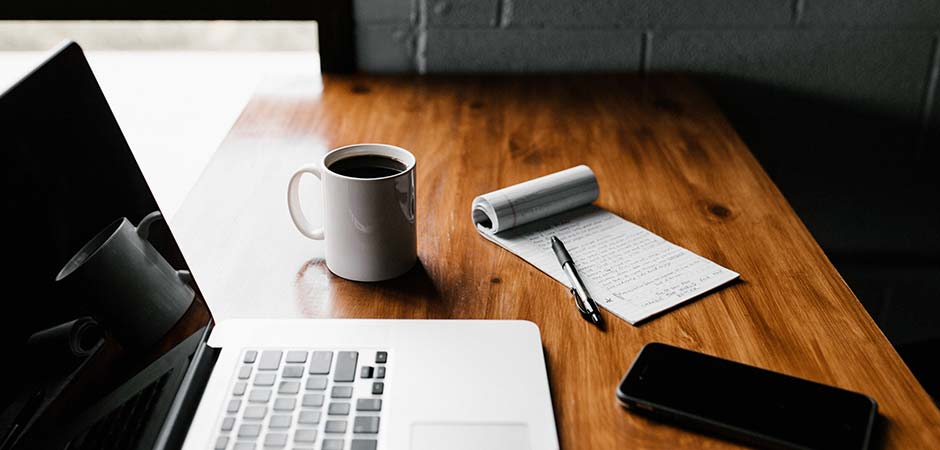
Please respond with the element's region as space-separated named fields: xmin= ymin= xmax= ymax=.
xmin=173 ymin=74 xmax=940 ymax=449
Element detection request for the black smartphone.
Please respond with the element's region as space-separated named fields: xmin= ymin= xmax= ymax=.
xmin=616 ymin=343 xmax=878 ymax=450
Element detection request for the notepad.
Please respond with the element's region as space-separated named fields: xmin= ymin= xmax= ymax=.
xmin=472 ymin=165 xmax=739 ymax=325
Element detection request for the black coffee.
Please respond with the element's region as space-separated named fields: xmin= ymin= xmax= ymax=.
xmin=328 ymin=155 xmax=407 ymax=179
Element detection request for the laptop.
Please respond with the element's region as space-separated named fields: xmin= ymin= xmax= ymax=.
xmin=0 ymin=41 xmax=558 ymax=450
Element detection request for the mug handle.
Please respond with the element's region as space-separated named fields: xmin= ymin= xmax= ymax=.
xmin=136 ymin=212 xmax=196 ymax=293
xmin=136 ymin=211 xmax=164 ymax=240
xmin=176 ymin=269 xmax=194 ymax=287
xmin=287 ymin=164 xmax=325 ymax=240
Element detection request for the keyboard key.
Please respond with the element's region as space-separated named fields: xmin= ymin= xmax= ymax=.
xmin=278 ymin=381 xmax=301 ymax=394
xmin=249 ymin=389 xmax=272 ymax=403
xmin=254 ymin=373 xmax=276 ymax=386
xmin=356 ymin=399 xmax=382 ymax=412
xmin=259 ymin=351 xmax=283 ymax=371
xmin=233 ymin=443 xmax=255 ymax=450
xmin=214 ymin=436 xmax=229 ymax=450
xmin=273 ymin=397 xmax=296 ymax=411
xmin=302 ymin=393 xmax=325 ymax=407
xmin=263 ymin=432 xmax=288 ymax=448
xmin=322 ymin=439 xmax=344 ymax=450
xmin=244 ymin=350 xmax=258 ymax=363
xmin=306 ymin=376 xmax=328 ymax=391
xmin=227 ymin=349 xmax=394 ymax=450
xmin=328 ymin=402 xmax=350 ymax=415
xmin=334 ymin=351 xmax=358 ymax=382
xmin=269 ymin=414 xmax=291 ymax=428
xmin=351 ymin=440 xmax=377 ymax=450
xmin=282 ymin=365 xmax=305 ymax=378
xmin=294 ymin=429 xmax=317 ymax=443
xmin=309 ymin=351 xmax=334 ymax=374
xmin=324 ymin=420 xmax=347 ymax=433
xmin=244 ymin=405 xmax=267 ymax=420
xmin=353 ymin=416 xmax=380 ymax=433
xmin=286 ymin=351 xmax=308 ymax=363
xmin=331 ymin=386 xmax=353 ymax=398
xmin=298 ymin=410 xmax=321 ymax=425
xmin=238 ymin=423 xmax=261 ymax=438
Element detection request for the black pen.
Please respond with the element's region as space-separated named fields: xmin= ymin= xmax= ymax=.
xmin=551 ymin=236 xmax=604 ymax=329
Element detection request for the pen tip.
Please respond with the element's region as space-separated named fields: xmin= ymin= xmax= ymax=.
xmin=584 ymin=312 xmax=605 ymax=331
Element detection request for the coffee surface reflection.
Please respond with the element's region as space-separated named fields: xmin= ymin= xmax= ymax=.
xmin=328 ymin=155 xmax=406 ymax=179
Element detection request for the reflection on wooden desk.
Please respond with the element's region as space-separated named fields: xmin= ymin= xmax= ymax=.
xmin=173 ymin=74 xmax=940 ymax=449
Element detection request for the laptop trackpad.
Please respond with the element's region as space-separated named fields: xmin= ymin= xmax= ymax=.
xmin=411 ymin=423 xmax=531 ymax=450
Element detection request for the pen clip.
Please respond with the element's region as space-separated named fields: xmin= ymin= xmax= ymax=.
xmin=570 ymin=287 xmax=589 ymax=315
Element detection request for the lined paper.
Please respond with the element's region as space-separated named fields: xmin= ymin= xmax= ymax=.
xmin=473 ymin=167 xmax=739 ymax=325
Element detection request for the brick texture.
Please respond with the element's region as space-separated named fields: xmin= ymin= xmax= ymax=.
xmin=801 ymin=0 xmax=940 ymax=26
xmin=428 ymin=0 xmax=500 ymax=27
xmin=650 ymin=30 xmax=935 ymax=120
xmin=355 ymin=25 xmax=417 ymax=72
xmin=506 ymin=0 xmax=792 ymax=27
xmin=927 ymin=36 xmax=940 ymax=152
xmin=354 ymin=0 xmax=415 ymax=24
xmin=424 ymin=28 xmax=641 ymax=72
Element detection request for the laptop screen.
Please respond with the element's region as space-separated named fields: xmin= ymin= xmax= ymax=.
xmin=0 ymin=42 xmax=210 ymax=445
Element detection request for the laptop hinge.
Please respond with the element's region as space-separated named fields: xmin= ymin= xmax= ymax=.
xmin=152 ymin=324 xmax=220 ymax=450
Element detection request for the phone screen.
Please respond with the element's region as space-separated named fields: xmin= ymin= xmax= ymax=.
xmin=617 ymin=343 xmax=877 ymax=450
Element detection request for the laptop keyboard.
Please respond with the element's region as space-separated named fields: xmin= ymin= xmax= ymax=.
xmin=215 ymin=349 xmax=387 ymax=450
xmin=68 ymin=371 xmax=173 ymax=450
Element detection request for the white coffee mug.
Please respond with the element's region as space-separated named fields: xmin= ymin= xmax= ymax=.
xmin=287 ymin=143 xmax=417 ymax=281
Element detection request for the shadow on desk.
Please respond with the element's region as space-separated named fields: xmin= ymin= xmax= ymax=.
xmin=295 ymin=258 xmax=442 ymax=318
xmin=695 ymin=75 xmax=940 ymax=401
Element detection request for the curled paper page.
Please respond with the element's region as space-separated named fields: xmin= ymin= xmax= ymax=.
xmin=471 ymin=165 xmax=599 ymax=234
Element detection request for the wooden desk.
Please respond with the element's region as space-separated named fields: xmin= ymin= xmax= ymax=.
xmin=173 ymin=74 xmax=940 ymax=449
